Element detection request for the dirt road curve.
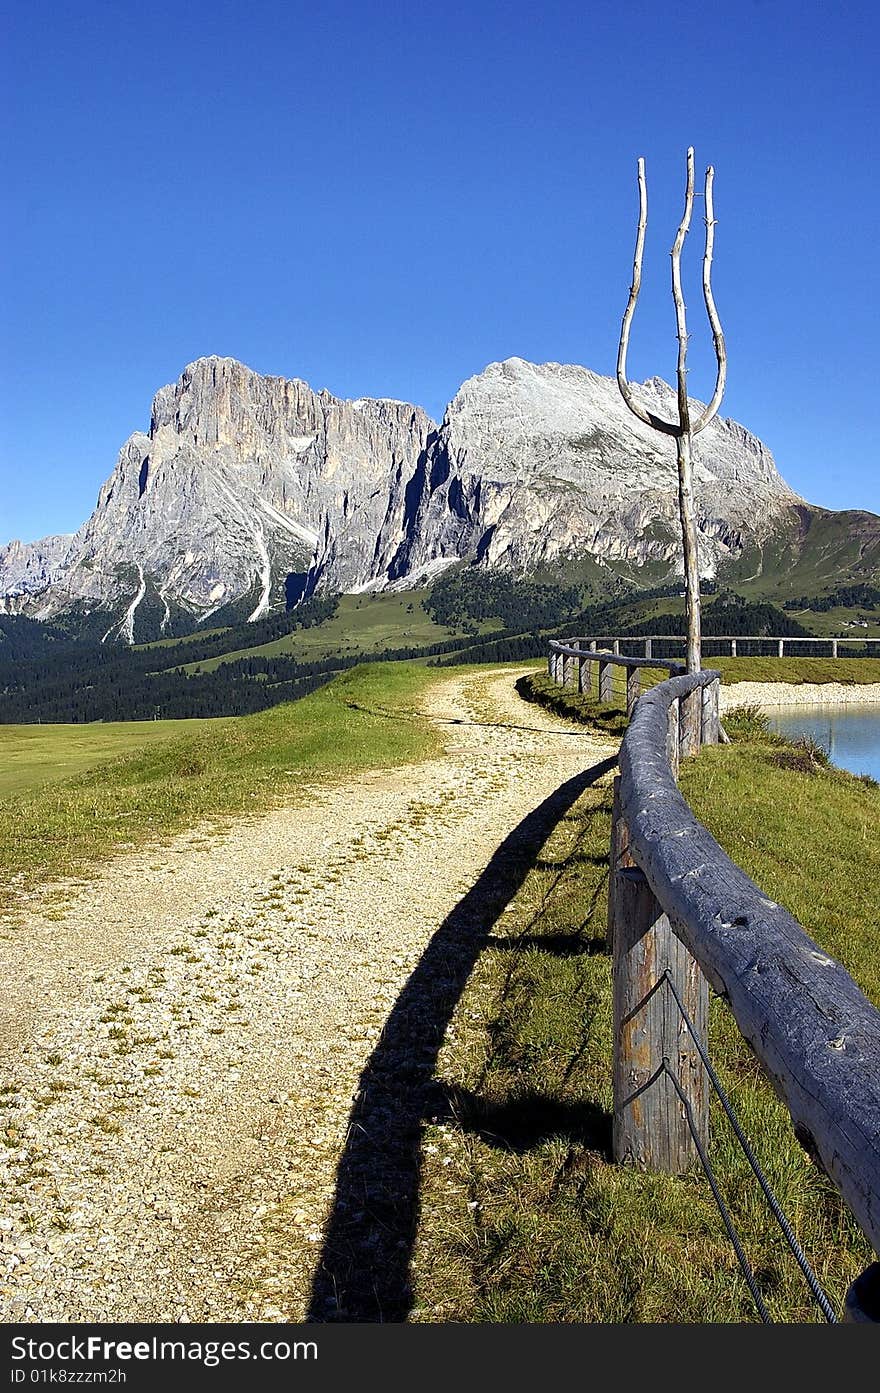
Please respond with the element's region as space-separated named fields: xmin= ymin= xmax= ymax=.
xmin=0 ymin=667 xmax=615 ymax=1322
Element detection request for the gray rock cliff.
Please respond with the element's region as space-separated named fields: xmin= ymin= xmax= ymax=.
xmin=0 ymin=355 xmax=801 ymax=640
xmin=0 ymin=534 xmax=74 ymax=613
xmin=391 ymin=358 xmax=798 ymax=582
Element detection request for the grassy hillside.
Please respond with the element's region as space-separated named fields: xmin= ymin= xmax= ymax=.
xmin=173 ymin=591 xmax=503 ymax=674
xmin=720 ymin=504 xmax=880 ymax=603
xmin=0 ymin=663 xmax=442 ymax=913
xmin=4 ymin=551 xmax=880 ymax=725
xmin=713 ymin=655 xmax=880 ymax=684
xmin=0 ymin=719 xmax=218 ymax=799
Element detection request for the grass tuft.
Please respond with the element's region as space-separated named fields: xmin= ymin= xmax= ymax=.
xmin=723 ymin=703 xmax=775 ymax=742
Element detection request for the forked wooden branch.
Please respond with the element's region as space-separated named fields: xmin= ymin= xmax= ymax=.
xmin=693 ymin=165 xmax=727 ymax=435
xmin=616 ymin=147 xmax=726 ymax=674
xmin=616 ymin=160 xmax=678 ymax=437
xmin=670 ymin=147 xmax=695 ymax=435
xmin=616 ymin=151 xmax=726 ymax=438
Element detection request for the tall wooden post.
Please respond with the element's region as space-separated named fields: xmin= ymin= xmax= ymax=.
xmin=611 ymin=866 xmax=709 ymax=1171
xmin=617 ymin=148 xmax=727 ymax=676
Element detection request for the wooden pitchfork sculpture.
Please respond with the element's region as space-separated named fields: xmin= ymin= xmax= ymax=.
xmin=616 ymin=148 xmax=727 ymax=674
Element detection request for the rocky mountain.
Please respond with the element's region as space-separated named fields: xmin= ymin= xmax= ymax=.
xmin=0 ymin=534 xmax=73 ymax=608
xmin=390 ymin=358 xmax=799 ymax=582
xmin=1 ymin=358 xmax=434 ymax=639
xmin=1 ymin=354 xmax=864 ymax=643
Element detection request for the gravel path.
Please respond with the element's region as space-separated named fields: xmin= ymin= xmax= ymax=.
xmin=0 ymin=667 xmax=615 ymax=1323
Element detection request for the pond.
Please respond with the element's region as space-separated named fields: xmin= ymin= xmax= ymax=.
xmin=767 ymin=703 xmax=880 ymax=782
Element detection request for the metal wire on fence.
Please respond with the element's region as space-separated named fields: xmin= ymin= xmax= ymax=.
xmin=661 ymin=968 xmax=838 ymax=1324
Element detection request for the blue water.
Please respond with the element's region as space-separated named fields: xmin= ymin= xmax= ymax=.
xmin=767 ymin=704 xmax=880 ymax=782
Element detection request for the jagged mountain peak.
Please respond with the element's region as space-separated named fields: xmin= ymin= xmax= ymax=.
xmin=1 ymin=356 xmax=816 ymax=641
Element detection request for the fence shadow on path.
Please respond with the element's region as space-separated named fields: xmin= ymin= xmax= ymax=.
xmin=306 ymin=755 xmax=617 ymax=1323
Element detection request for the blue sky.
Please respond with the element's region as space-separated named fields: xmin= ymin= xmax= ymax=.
xmin=2 ymin=0 xmax=878 ymax=544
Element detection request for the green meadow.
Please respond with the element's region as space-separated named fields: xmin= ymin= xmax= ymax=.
xmin=171 ymin=591 xmax=503 ymax=674
xmin=0 ymin=663 xmax=441 ymax=910
xmin=0 ymin=718 xmax=217 ymax=799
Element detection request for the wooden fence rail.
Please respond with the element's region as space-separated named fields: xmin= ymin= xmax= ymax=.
xmin=547 ymin=642 xmax=880 ymax=1319
xmin=551 ymin=633 xmax=880 ymax=661
xmin=547 ymin=639 xmax=686 ymax=717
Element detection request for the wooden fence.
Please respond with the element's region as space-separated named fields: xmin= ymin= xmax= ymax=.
xmin=547 ymin=638 xmax=686 ymax=718
xmin=547 ymin=642 xmax=880 ymax=1320
xmin=551 ymin=633 xmax=880 ymax=663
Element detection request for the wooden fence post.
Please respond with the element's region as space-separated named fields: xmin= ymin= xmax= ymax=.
xmin=607 ymin=776 xmax=635 ymax=956
xmin=563 ymin=653 xmax=573 ymax=688
xmin=599 ymin=660 xmax=614 ymax=704
xmin=778 ymin=639 xmax=785 ymax=658
xmin=644 ymin=637 xmax=653 ymax=659
xmin=700 ymin=678 xmax=720 ymax=746
xmin=832 ymin=639 xmax=838 ymax=658
xmin=666 ymin=699 xmax=680 ymax=780
xmin=679 ymin=688 xmax=702 ymax=757
xmin=730 ymin=638 xmax=737 ymax=657
xmin=612 ymin=866 xmax=709 ymax=1172
xmin=609 ymin=776 xmax=634 ymax=874
xmin=625 ymin=666 xmax=641 ymax=718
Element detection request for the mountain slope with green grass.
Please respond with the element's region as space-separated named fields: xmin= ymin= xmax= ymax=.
xmin=719 ymin=503 xmax=880 ymax=602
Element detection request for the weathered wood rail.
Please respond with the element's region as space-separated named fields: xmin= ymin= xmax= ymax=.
xmin=547 ymin=640 xmax=880 ymax=1318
